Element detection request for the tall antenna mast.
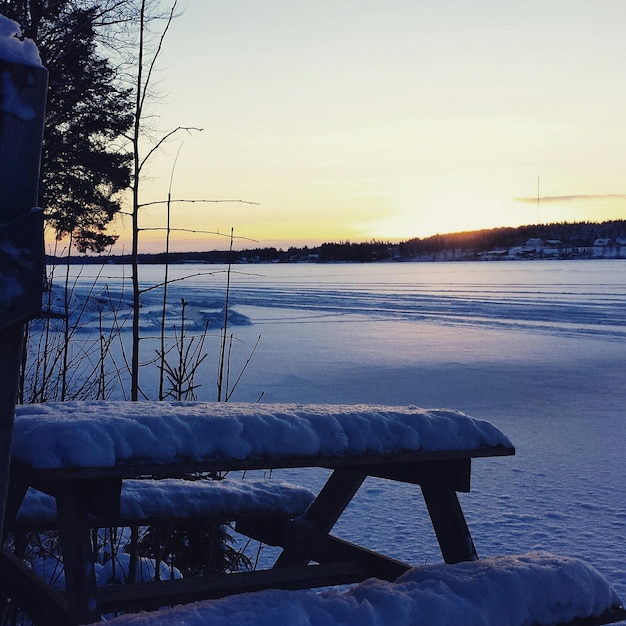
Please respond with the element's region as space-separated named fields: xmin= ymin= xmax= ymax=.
xmin=537 ymin=176 xmax=540 ymax=224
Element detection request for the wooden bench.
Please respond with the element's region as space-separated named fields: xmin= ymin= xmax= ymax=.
xmin=97 ymin=552 xmax=626 ymax=626
xmin=6 ymin=476 xmax=315 ymax=591
xmin=2 ymin=477 xmax=315 ymax=623
xmin=9 ymin=477 xmax=316 ymax=530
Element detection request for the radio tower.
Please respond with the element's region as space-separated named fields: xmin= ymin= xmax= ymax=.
xmin=537 ymin=176 xmax=540 ymax=224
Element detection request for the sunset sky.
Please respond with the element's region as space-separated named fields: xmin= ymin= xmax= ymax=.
xmin=110 ymin=1 xmax=626 ymax=253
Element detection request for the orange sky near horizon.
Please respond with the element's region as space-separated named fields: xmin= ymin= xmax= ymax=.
xmin=70 ymin=1 xmax=626 ymax=255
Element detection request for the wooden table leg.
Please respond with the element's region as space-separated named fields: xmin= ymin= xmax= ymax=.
xmin=421 ymin=485 xmax=478 ymax=564
xmin=55 ymin=480 xmax=101 ymax=625
xmin=0 ymin=549 xmax=69 ymax=626
xmin=2 ymin=465 xmax=29 ymax=542
xmin=274 ymin=467 xmax=366 ymax=568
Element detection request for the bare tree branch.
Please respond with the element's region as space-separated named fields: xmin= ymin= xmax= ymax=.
xmin=137 ymin=0 xmax=179 ymax=122
xmin=138 ymin=227 xmax=260 ymax=244
xmin=139 ymin=126 xmax=202 ymax=175
xmin=138 ymin=199 xmax=260 ymax=208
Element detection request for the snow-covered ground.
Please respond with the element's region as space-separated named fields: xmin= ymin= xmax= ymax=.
xmin=26 ymin=259 xmax=626 ymax=621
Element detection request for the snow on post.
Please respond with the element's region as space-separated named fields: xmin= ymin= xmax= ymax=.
xmin=0 ymin=16 xmax=41 ymax=68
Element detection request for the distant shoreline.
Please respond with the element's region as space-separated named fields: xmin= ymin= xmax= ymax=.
xmin=47 ymin=251 xmax=626 ymax=266
xmin=49 ymin=219 xmax=626 ymax=265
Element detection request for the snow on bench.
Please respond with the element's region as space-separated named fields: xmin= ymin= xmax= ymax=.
xmin=10 ymin=478 xmax=316 ymax=530
xmin=95 ymin=552 xmax=626 ymax=626
xmin=12 ymin=401 xmax=514 ymax=470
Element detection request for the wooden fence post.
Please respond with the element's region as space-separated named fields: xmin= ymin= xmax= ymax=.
xmin=0 ymin=20 xmax=47 ymax=540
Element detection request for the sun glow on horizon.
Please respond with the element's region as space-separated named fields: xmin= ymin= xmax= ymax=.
xmin=75 ymin=185 xmax=626 ymax=256
xmin=48 ymin=2 xmax=626 ymax=256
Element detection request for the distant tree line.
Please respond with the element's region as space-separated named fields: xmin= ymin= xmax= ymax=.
xmin=399 ymin=220 xmax=626 ymax=258
xmin=54 ymin=241 xmax=396 ymax=264
xmin=50 ymin=220 xmax=626 ymax=265
xmin=317 ymin=241 xmax=392 ymax=262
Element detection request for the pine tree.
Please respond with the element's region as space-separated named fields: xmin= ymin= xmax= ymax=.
xmin=0 ymin=0 xmax=133 ymax=252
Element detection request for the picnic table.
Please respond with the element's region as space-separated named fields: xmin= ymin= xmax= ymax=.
xmin=0 ymin=402 xmax=623 ymax=626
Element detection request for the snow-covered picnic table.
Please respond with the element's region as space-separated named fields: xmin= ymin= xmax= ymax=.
xmin=2 ymin=402 xmax=623 ymax=626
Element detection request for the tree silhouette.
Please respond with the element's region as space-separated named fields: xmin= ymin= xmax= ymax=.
xmin=0 ymin=0 xmax=133 ymax=252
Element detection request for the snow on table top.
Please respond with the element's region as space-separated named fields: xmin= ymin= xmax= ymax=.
xmin=103 ymin=552 xmax=623 ymax=626
xmin=16 ymin=478 xmax=315 ymax=524
xmin=12 ymin=401 xmax=513 ymax=470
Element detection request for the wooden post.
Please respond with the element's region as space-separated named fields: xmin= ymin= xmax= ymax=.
xmin=55 ymin=481 xmax=101 ymax=624
xmin=0 ymin=42 xmax=47 ymax=541
xmin=421 ymin=485 xmax=478 ymax=564
xmin=273 ymin=468 xmax=366 ymax=569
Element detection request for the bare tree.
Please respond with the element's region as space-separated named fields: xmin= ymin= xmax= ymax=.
xmin=129 ymin=0 xmax=186 ymax=400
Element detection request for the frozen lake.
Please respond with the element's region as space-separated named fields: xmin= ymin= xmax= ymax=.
xmin=41 ymin=258 xmax=626 ymax=597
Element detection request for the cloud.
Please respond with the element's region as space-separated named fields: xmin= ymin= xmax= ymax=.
xmin=515 ymin=194 xmax=626 ymax=204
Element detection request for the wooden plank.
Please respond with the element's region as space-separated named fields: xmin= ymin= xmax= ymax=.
xmin=0 ymin=549 xmax=69 ymax=626
xmin=97 ymin=572 xmax=626 ymax=624
xmin=27 ymin=476 xmax=122 ymax=519
xmin=0 ymin=323 xmax=26 ymax=545
xmin=15 ymin=446 xmax=515 ymax=483
xmin=548 ymin=607 xmax=626 ymax=626
xmin=273 ymin=467 xmax=365 ymax=568
xmin=421 ymin=485 xmax=478 ymax=564
xmin=241 ymin=517 xmax=410 ymax=582
xmin=97 ymin=561 xmax=374 ymax=614
xmin=305 ymin=534 xmax=410 ymax=581
xmin=10 ymin=510 xmax=304 ymax=533
xmin=54 ymin=480 xmax=101 ymax=625
xmin=295 ymin=467 xmax=365 ymax=534
xmin=82 ymin=477 xmax=122 ymax=519
xmin=98 ymin=578 xmax=626 ymax=625
xmin=2 ymin=451 xmax=30 ymax=540
xmin=368 ymin=458 xmax=471 ymax=491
